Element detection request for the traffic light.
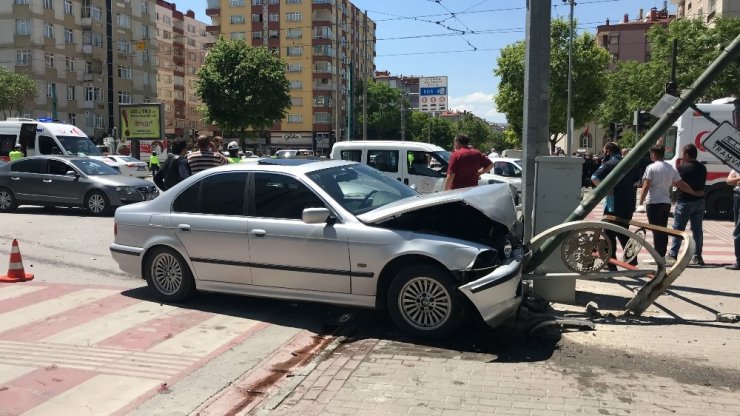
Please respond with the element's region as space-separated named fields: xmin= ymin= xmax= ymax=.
xmin=634 ymin=110 xmax=653 ymax=132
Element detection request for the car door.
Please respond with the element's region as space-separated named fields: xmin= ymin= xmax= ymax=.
xmin=40 ymin=159 xmax=88 ymax=205
xmin=406 ymin=150 xmax=445 ymax=194
xmin=168 ymin=171 xmax=252 ymax=284
xmin=367 ymin=149 xmax=401 ymax=182
xmin=7 ymin=158 xmax=47 ymax=203
xmin=247 ymin=172 xmax=352 ymax=293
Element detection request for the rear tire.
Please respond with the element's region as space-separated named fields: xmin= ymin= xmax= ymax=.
xmin=0 ymin=187 xmax=17 ymax=213
xmin=387 ymin=265 xmax=464 ymax=339
xmin=144 ymin=247 xmax=195 ymax=302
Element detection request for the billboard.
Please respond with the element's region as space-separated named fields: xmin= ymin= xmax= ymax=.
xmin=120 ymin=103 xmax=164 ymax=140
xmin=419 ymin=76 xmax=448 ymax=113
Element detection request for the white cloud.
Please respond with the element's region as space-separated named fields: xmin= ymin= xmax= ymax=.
xmin=449 ymin=92 xmax=507 ymax=124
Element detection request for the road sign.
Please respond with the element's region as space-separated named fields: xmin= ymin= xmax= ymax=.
xmin=419 ymin=76 xmax=448 ymax=113
xmin=702 ymin=121 xmax=740 ymax=171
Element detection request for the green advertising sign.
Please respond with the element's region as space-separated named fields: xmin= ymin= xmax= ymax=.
xmin=120 ymin=103 xmax=163 ymax=139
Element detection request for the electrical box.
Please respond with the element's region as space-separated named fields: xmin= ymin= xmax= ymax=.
xmin=531 ymin=156 xmax=584 ymax=302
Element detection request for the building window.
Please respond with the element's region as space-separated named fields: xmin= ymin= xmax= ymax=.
xmin=289 ymin=80 xmax=303 ymax=89
xmin=95 ymin=114 xmax=104 ymax=128
xmin=231 ymin=32 xmax=246 ymax=40
xmin=43 ymin=0 xmax=53 ymax=9
xmin=286 ymin=46 xmax=303 ymax=56
xmin=269 ymin=13 xmax=279 ymax=22
xmin=118 ymin=40 xmax=131 ymax=54
xmin=286 ymin=28 xmax=302 ymax=39
xmin=67 ymin=85 xmax=76 ymax=101
xmin=85 ymin=86 xmax=103 ymax=101
xmin=252 ymin=31 xmax=262 ymax=39
xmin=142 ymin=25 xmax=150 ymax=39
xmin=118 ymin=91 xmax=131 ymax=104
xmin=117 ymin=66 xmax=131 ymax=79
xmin=313 ymin=96 xmax=330 ymax=107
xmin=143 ymin=73 xmax=150 ymax=86
xmin=251 ymin=0 xmax=261 ymax=4
xmin=65 ymin=56 xmax=75 ymax=72
xmin=64 ymin=28 xmax=74 ymax=44
xmin=251 ymin=14 xmax=262 ymax=22
xmin=286 ymin=12 xmax=302 ymax=22
xmin=286 ymin=0 xmax=302 ymax=3
xmin=187 ymin=38 xmax=196 ymax=47
xmin=609 ymin=34 xmax=619 ymax=45
xmin=230 ymin=15 xmax=245 ymax=24
xmin=16 ymin=19 xmax=31 ymax=36
xmin=163 ymin=30 xmax=171 ymax=39
xmin=287 ymin=115 xmax=303 ymax=123
xmin=287 ymin=63 xmax=302 ymax=72
xmin=45 ymin=53 xmax=55 ymax=68
xmin=44 ymin=23 xmax=54 ymax=39
xmin=290 ymin=97 xmax=303 ymax=106
xmin=141 ymin=1 xmax=149 ymax=14
xmin=269 ymin=30 xmax=279 ymax=39
xmin=117 ymin=13 xmax=130 ymax=28
xmin=313 ymin=112 xmax=330 ymax=123
xmin=68 ymin=113 xmax=76 ymax=125
xmin=231 ymin=0 xmax=246 ymax=6
xmin=64 ymin=0 xmax=73 ymax=15
xmin=15 ymin=0 xmax=30 ymax=4
xmin=142 ymin=49 xmax=150 ymax=62
xmin=91 ymin=5 xmax=101 ymax=20
xmin=16 ymin=49 xmax=31 ymax=66
xmin=47 ymin=82 xmax=54 ymax=97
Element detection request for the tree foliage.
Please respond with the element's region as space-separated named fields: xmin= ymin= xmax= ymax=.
xmin=494 ymin=19 xmax=611 ymax=151
xmin=0 ymin=67 xmax=37 ymax=119
xmin=597 ymin=17 xmax=740 ymax=127
xmin=196 ymin=39 xmax=291 ymax=134
xmin=365 ymin=81 xmax=408 ymax=140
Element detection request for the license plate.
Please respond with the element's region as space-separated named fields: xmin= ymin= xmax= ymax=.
xmin=137 ymin=166 xmax=146 ymax=170
xmin=145 ymin=193 xmax=157 ymax=200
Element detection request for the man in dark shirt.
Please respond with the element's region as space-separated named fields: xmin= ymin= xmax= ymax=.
xmin=592 ymin=142 xmax=639 ymax=270
xmin=444 ymin=134 xmax=493 ymax=190
xmin=668 ymin=144 xmax=707 ymax=265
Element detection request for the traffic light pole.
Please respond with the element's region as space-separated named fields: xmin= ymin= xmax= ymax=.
xmin=524 ymin=33 xmax=740 ymax=273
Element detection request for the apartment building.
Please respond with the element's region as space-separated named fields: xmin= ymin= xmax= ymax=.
xmin=672 ymin=0 xmax=740 ymax=20
xmin=205 ymin=0 xmax=375 ymax=153
xmin=155 ymin=1 xmax=213 ymax=142
xmin=596 ymin=7 xmax=673 ymax=71
xmin=0 ymin=0 xmax=158 ymax=140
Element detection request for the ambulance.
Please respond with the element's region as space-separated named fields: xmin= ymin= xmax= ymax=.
xmin=663 ymin=98 xmax=738 ymax=219
xmin=0 ymin=118 xmax=116 ymax=168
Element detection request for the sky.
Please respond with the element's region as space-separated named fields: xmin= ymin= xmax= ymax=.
xmin=176 ymin=0 xmax=675 ymax=123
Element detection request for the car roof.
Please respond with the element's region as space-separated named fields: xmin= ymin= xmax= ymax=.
xmin=19 ymin=155 xmax=92 ymax=162
xmin=205 ymin=158 xmax=356 ymax=175
xmin=332 ymin=141 xmax=446 ymax=151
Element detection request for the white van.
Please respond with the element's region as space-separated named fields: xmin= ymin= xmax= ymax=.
xmin=330 ymin=141 xmax=516 ymax=195
xmin=663 ymin=99 xmax=737 ymax=218
xmin=0 ymin=118 xmax=104 ymax=161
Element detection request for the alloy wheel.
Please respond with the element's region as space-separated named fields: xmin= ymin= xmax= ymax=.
xmin=397 ymin=277 xmax=452 ymax=331
xmin=0 ymin=191 xmax=11 ymax=210
xmin=151 ymin=252 xmax=184 ymax=295
xmin=88 ymin=194 xmax=106 ymax=214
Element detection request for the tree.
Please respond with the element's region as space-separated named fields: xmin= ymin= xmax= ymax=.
xmin=0 ymin=67 xmax=37 ymax=119
xmin=494 ymin=19 xmax=611 ymax=152
xmin=365 ymin=81 xmax=408 ymax=140
xmin=455 ymin=112 xmax=493 ymax=150
xmin=404 ymin=111 xmax=455 ymax=148
xmin=196 ymin=39 xmax=291 ymax=138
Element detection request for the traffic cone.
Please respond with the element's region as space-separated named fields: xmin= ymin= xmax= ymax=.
xmin=0 ymin=239 xmax=34 ymax=283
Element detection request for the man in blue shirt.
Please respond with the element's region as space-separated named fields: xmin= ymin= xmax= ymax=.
xmin=592 ymin=142 xmax=640 ymax=270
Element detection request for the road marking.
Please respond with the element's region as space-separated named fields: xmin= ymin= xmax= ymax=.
xmin=148 ymin=314 xmax=262 ymax=356
xmin=0 ymin=367 xmax=96 ymax=415
xmin=0 ymin=363 xmax=35 ymax=385
xmin=22 ymin=374 xmax=161 ymax=416
xmin=0 ymin=289 xmax=117 ymax=334
xmin=42 ymin=302 xmax=178 ymax=346
xmin=0 ymin=285 xmax=46 ymax=301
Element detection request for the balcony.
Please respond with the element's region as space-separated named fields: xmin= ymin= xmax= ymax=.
xmin=205 ymin=8 xmax=220 ymax=16
xmin=82 ymin=44 xmax=93 ymax=54
xmin=81 ymin=101 xmax=95 ymax=109
xmin=206 ymin=25 xmax=220 ymax=34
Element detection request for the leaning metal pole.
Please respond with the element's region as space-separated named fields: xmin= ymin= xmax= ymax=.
xmin=524 ymin=33 xmax=740 ymax=273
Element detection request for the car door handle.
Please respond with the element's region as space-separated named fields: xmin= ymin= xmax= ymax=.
xmin=177 ymin=224 xmax=191 ymax=231
xmin=43 ymin=179 xmax=52 ymax=183
xmin=250 ymin=229 xmax=266 ymax=237
xmin=10 ymin=177 xmax=20 ymax=181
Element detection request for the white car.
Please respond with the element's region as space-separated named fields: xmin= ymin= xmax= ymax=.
xmin=488 ymin=157 xmax=523 ymax=195
xmin=105 ymin=155 xmax=149 ymax=178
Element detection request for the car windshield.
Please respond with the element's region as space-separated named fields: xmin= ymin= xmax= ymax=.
xmin=70 ymin=159 xmax=119 ymax=176
xmin=435 ymin=151 xmax=451 ymax=164
xmin=306 ymin=163 xmax=417 ymax=215
xmin=117 ymin=156 xmax=140 ymax=163
xmin=57 ymin=136 xmax=101 ymax=156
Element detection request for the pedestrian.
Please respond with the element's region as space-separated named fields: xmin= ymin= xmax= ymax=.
xmin=153 ymin=138 xmax=191 ymax=191
xmin=8 ymin=144 xmax=23 ymax=161
xmin=149 ymin=151 xmax=160 ymax=176
xmin=591 ymin=142 xmax=639 ymax=270
xmin=488 ymin=147 xmax=499 ymax=159
xmin=444 ymin=134 xmax=493 ymax=190
xmin=211 ymin=136 xmax=224 ymax=153
xmin=725 ymin=170 xmax=740 ymax=269
xmin=225 ymin=141 xmax=242 ymax=163
xmin=667 ymin=144 xmax=707 ymax=266
xmin=638 ymin=144 xmax=702 ymax=260
xmin=187 ymin=135 xmax=229 ymax=174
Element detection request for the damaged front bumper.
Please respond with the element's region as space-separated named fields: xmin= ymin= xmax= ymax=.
xmin=458 ymin=247 xmax=526 ymax=329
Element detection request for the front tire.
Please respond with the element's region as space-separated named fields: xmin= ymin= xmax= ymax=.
xmin=0 ymin=187 xmax=17 ymax=213
xmin=387 ymin=265 xmax=464 ymax=339
xmin=85 ymin=190 xmax=110 ymax=216
xmin=144 ymin=247 xmax=195 ymax=302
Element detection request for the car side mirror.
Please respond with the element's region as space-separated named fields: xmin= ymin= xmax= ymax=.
xmin=302 ymin=207 xmax=331 ymax=224
xmin=65 ymin=170 xmax=79 ymax=178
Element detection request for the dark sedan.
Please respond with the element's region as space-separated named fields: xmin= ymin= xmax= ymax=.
xmin=0 ymin=156 xmax=158 ymax=216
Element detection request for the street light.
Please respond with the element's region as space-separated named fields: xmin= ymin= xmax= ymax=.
xmin=564 ymin=0 xmax=576 ymax=156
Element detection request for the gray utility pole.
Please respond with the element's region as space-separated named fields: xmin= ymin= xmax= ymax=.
xmin=564 ymin=0 xmax=576 ymax=156
xmin=362 ymin=11 xmax=368 ymax=141
xmin=521 ymin=0 xmax=552 ymax=244
xmin=334 ymin=4 xmax=342 ymax=141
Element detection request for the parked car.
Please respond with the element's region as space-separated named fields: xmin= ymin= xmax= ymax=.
xmin=109 ymin=159 xmax=523 ymax=338
xmin=0 ymin=156 xmax=158 ymax=216
xmin=105 ymin=155 xmax=149 ymax=178
xmin=488 ymin=157 xmax=523 ymax=195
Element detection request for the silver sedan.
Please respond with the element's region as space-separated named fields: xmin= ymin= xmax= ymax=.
xmin=110 ymin=159 xmax=523 ymax=338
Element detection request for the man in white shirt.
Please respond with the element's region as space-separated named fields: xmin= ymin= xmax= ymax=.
xmin=638 ymin=144 xmax=702 ymax=259
xmin=488 ymin=148 xmax=499 ymax=159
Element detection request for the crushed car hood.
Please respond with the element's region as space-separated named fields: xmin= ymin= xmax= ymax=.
xmin=357 ymin=183 xmax=518 ymax=231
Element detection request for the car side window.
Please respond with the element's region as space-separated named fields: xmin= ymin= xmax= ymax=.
xmin=48 ymin=160 xmax=73 ymax=175
xmin=38 ymin=136 xmax=62 ymax=155
xmin=173 ymin=172 xmax=248 ymax=215
xmin=253 ymin=172 xmax=325 ymax=220
xmin=367 ymin=150 xmax=399 ymax=173
xmin=407 ymin=151 xmax=442 ymax=177
xmin=0 ymin=135 xmax=15 ymax=157
xmin=339 ymin=150 xmax=362 ymax=162
xmin=10 ymin=158 xmax=45 ymax=173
